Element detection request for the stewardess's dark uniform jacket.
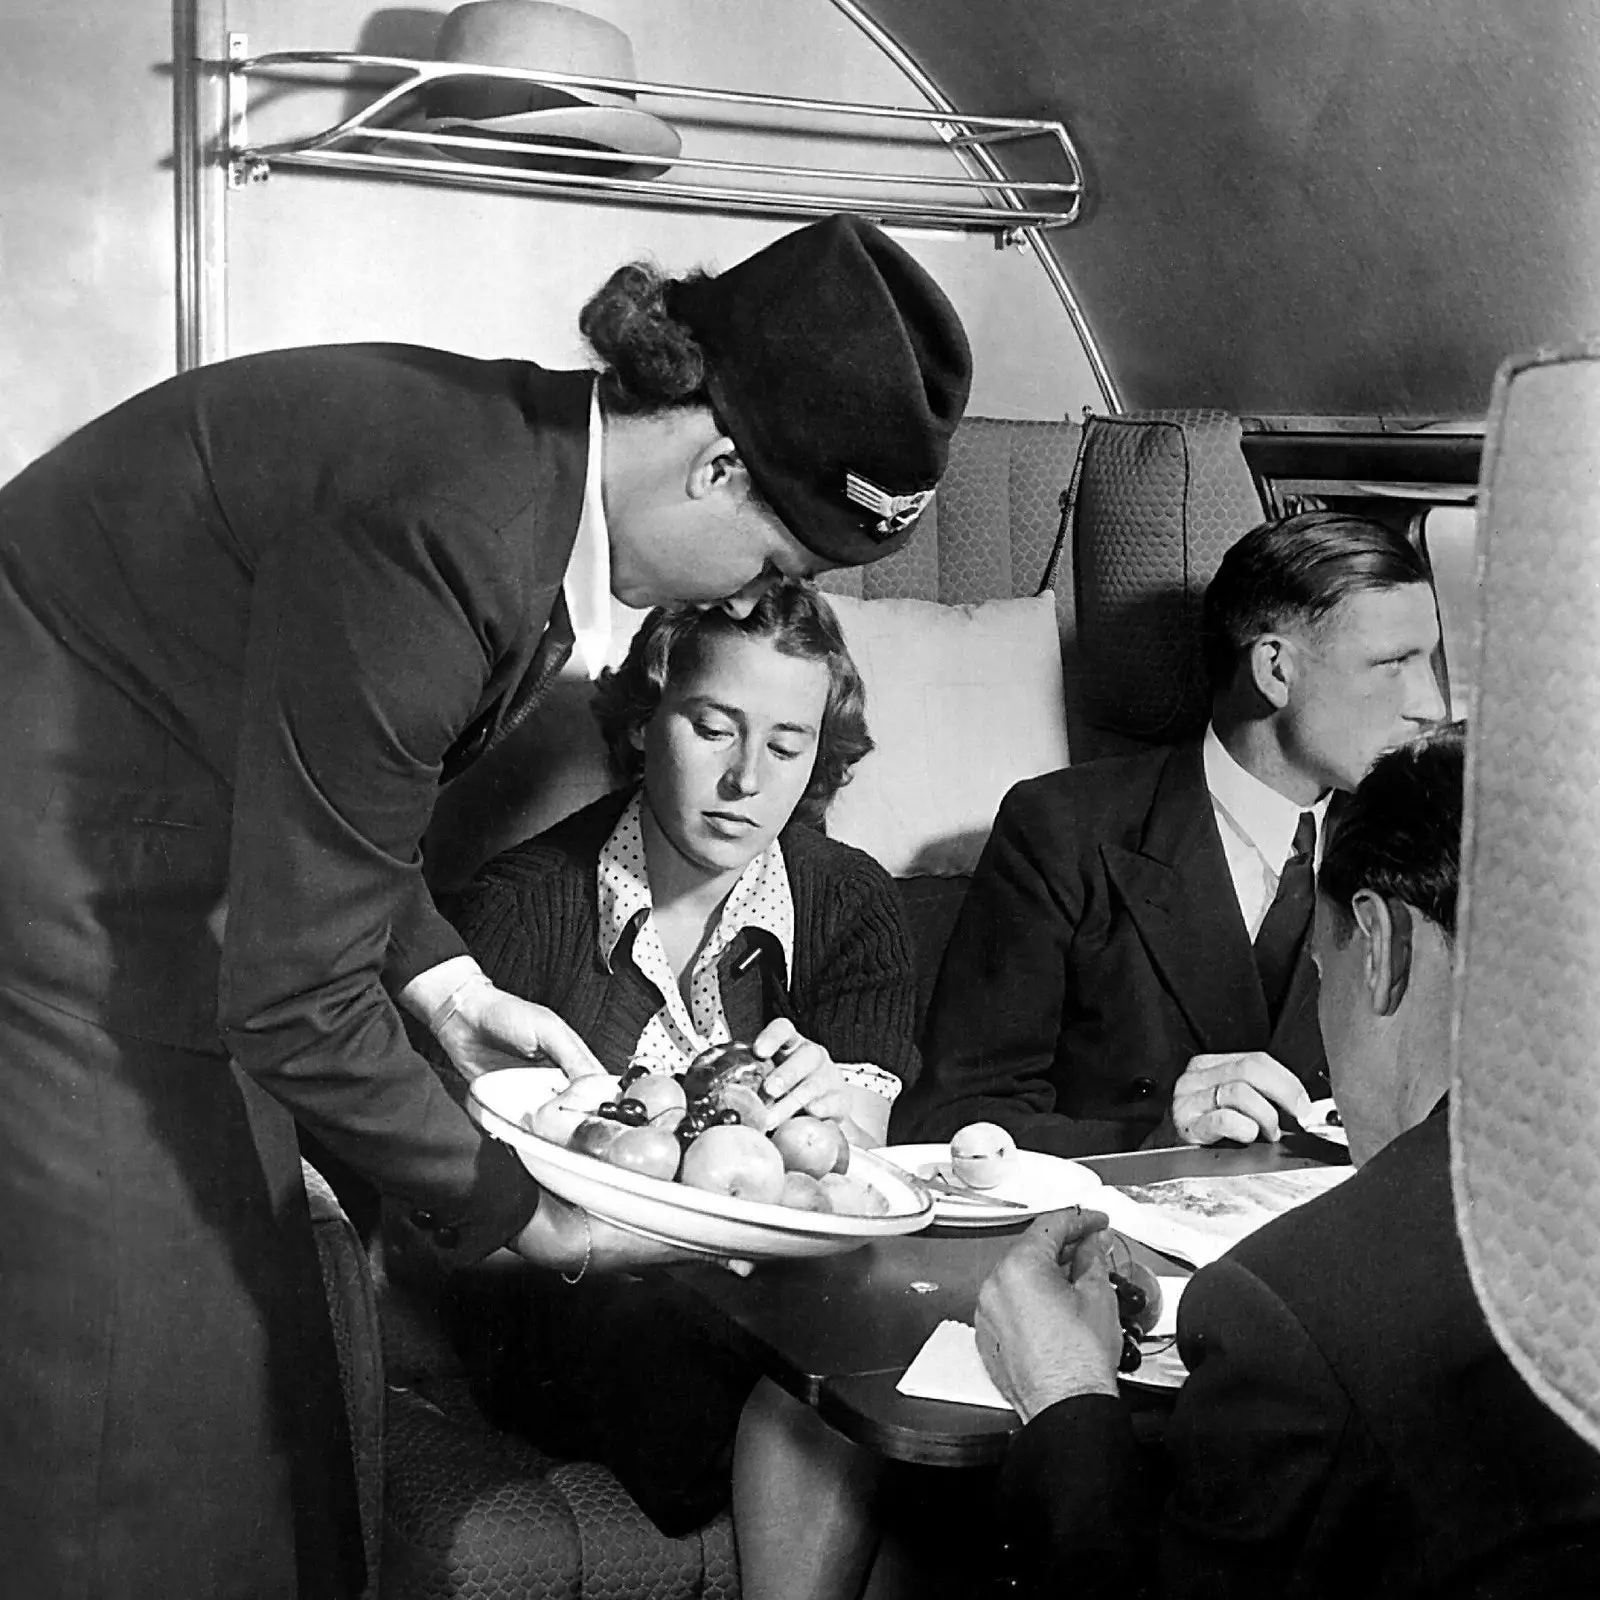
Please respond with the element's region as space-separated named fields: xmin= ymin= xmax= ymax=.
xmin=995 ymin=1108 xmax=1600 ymax=1598
xmin=0 ymin=345 xmax=590 ymax=1599
xmin=895 ymin=740 xmax=1327 ymax=1156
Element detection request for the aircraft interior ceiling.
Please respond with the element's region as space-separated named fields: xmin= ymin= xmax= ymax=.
xmin=861 ymin=0 xmax=1600 ymax=420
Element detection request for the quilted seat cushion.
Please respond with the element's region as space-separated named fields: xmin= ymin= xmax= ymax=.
xmin=1071 ymin=411 xmax=1264 ymax=750
xmin=382 ymin=1379 xmax=739 ymax=1600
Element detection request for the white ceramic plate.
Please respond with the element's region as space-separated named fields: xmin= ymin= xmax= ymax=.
xmin=877 ymin=1143 xmax=1105 ymax=1228
xmin=1301 ymin=1098 xmax=1351 ymax=1148
xmin=469 ymin=1066 xmax=934 ymax=1260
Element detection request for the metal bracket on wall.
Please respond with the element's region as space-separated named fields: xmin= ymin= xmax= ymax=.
xmin=220 ymin=33 xmax=1083 ymax=239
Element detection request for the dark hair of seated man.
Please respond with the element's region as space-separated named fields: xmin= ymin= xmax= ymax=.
xmin=1200 ymin=508 xmax=1433 ymax=690
xmin=1318 ymin=721 xmax=1462 ymax=938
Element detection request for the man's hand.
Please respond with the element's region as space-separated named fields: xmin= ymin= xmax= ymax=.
xmin=975 ymin=1207 xmax=1122 ymax=1421
xmin=1171 ymin=1050 xmax=1314 ymax=1146
xmin=434 ymin=978 xmax=606 ymax=1084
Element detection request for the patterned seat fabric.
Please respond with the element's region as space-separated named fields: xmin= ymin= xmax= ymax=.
xmin=381 ymin=1379 xmax=739 ymax=1600
xmin=1451 ymin=338 xmax=1600 ymax=1457
xmin=1067 ymin=410 xmax=1265 ymax=759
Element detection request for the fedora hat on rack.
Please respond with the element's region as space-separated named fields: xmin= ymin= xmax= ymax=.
xmin=417 ymin=1 xmax=680 ymax=178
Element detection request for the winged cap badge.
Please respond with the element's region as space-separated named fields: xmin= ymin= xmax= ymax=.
xmin=844 ymin=472 xmax=936 ymax=538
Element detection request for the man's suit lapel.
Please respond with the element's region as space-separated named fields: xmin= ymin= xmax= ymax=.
xmin=1101 ymin=741 xmax=1273 ymax=1051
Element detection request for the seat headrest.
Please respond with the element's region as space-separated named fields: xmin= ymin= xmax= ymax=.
xmin=1453 ymin=335 xmax=1600 ymax=1454
xmin=1070 ymin=411 xmax=1265 ymax=753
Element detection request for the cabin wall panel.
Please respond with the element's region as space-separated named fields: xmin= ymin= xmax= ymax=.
xmin=0 ymin=0 xmax=1103 ymax=484
xmin=0 ymin=4 xmax=177 ymax=483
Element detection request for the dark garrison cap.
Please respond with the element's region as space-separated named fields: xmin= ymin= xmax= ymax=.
xmin=666 ymin=214 xmax=973 ymax=567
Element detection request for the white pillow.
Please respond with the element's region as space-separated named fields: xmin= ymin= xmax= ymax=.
xmin=825 ymin=592 xmax=1070 ymax=877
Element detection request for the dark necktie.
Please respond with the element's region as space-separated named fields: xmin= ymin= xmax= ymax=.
xmin=438 ymin=595 xmax=575 ymax=783
xmin=1254 ymin=810 xmax=1318 ymax=1019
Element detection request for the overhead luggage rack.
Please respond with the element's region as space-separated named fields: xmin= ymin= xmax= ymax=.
xmin=221 ymin=36 xmax=1085 ymax=243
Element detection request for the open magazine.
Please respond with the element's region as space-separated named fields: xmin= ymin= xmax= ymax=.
xmin=1095 ymin=1165 xmax=1356 ymax=1267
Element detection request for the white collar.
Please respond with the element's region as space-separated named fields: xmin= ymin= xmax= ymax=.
xmin=1203 ymin=723 xmax=1332 ymax=869
xmin=596 ymin=792 xmax=795 ymax=981
xmin=561 ymin=385 xmax=613 ymax=681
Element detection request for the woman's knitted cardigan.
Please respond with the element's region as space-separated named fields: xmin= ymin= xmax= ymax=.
xmin=443 ymin=788 xmax=922 ymax=1087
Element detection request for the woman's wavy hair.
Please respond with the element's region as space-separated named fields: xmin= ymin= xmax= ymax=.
xmin=580 ymin=259 xmax=775 ymax=519
xmin=591 ymin=581 xmax=873 ymax=831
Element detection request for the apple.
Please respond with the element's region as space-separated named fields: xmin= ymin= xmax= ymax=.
xmin=525 ymin=1100 xmax=587 ymax=1148
xmin=555 ymin=1074 xmax=624 ymax=1115
xmin=779 ymin=1171 xmax=832 ymax=1212
xmin=949 ymin=1121 xmax=1017 ymax=1190
xmin=569 ymin=1117 xmax=627 ymax=1160
xmin=713 ymin=1083 xmax=769 ymax=1132
xmin=818 ymin=1172 xmax=890 ymax=1217
xmin=678 ymin=1123 xmax=786 ymax=1204
xmin=769 ymin=1115 xmax=850 ymax=1178
xmin=625 ymin=1074 xmax=687 ymax=1120
xmin=603 ymin=1125 xmax=682 ymax=1181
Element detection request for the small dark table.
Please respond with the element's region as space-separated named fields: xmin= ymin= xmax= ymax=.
xmin=679 ymin=1134 xmax=1348 ymax=1466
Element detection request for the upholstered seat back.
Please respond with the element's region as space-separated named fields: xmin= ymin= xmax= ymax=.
xmin=1452 ymin=337 xmax=1600 ymax=1456
xmin=1065 ymin=411 xmax=1267 ymax=759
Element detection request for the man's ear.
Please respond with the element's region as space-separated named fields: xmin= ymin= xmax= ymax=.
xmin=685 ymin=434 xmax=746 ymax=502
xmin=1246 ymin=634 xmax=1294 ymax=710
xmin=1352 ymin=888 xmax=1412 ymax=1016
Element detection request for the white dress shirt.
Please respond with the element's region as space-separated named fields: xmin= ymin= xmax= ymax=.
xmin=597 ymin=794 xmax=902 ymax=1100
xmin=560 ymin=385 xmax=614 ymax=683
xmin=1202 ymin=724 xmax=1332 ymax=942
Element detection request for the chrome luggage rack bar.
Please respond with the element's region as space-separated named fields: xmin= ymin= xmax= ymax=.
xmin=223 ymin=39 xmax=1085 ymax=242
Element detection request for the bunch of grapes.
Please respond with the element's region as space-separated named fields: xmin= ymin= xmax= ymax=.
xmin=1109 ymin=1267 xmax=1152 ymax=1373
xmin=590 ymin=1097 xmax=649 ymax=1127
xmin=614 ymin=1059 xmax=738 ymax=1151
xmin=672 ymin=1100 xmax=742 ymax=1150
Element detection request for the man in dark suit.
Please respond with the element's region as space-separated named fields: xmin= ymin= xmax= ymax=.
xmin=974 ymin=727 xmax=1600 ymax=1598
xmin=895 ymin=511 xmax=1447 ymax=1157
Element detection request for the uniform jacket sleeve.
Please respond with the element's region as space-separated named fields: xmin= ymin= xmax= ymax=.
xmin=218 ymin=493 xmax=542 ymax=1260
xmin=898 ymin=780 xmax=1132 ymax=1154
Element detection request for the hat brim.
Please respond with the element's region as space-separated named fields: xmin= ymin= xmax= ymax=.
xmin=418 ymin=108 xmax=679 ymax=179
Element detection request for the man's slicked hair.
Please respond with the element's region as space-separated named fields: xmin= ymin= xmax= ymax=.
xmin=1318 ymin=723 xmax=1465 ymax=941
xmin=1201 ymin=510 xmax=1432 ymax=691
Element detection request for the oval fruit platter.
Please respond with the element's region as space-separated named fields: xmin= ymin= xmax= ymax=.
xmin=469 ymin=1063 xmax=935 ymax=1261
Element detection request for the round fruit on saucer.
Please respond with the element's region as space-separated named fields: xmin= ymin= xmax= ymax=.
xmin=949 ymin=1121 xmax=1017 ymax=1189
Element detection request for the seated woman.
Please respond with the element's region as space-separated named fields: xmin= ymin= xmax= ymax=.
xmin=435 ymin=580 xmax=918 ymax=1600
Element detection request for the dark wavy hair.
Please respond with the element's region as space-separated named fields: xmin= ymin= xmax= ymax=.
xmin=591 ymin=581 xmax=872 ymax=831
xmin=580 ymin=260 xmax=712 ymax=416
xmin=1318 ymin=722 xmax=1465 ymax=943
xmin=579 ymin=259 xmax=777 ymax=526
xmin=1201 ymin=511 xmax=1433 ymax=691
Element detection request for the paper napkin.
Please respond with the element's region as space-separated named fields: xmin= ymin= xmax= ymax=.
xmin=895 ymin=1281 xmax=1189 ymax=1410
xmin=895 ymin=1320 xmax=1015 ymax=1411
